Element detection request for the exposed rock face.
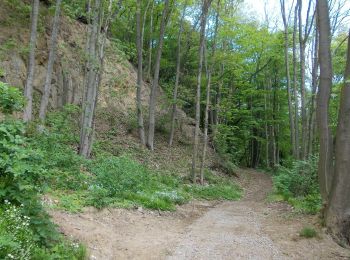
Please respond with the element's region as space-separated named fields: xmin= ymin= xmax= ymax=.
xmin=0 ymin=1 xmax=195 ymax=141
xmin=0 ymin=9 xmax=86 ymax=110
xmin=0 ymin=2 xmax=137 ymax=112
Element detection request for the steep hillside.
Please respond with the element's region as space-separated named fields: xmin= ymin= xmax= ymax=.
xmin=0 ymin=0 xmax=196 ymax=148
xmin=0 ymin=0 xmax=229 ymax=203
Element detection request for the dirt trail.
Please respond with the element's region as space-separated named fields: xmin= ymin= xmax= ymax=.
xmin=52 ymin=170 xmax=350 ymax=259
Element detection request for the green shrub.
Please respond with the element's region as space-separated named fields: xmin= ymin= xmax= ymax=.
xmin=273 ymin=156 xmax=319 ymax=198
xmin=288 ymin=194 xmax=322 ymax=214
xmin=0 ymin=119 xmax=60 ymax=245
xmin=0 ymin=203 xmax=37 ymax=259
xmin=272 ymin=156 xmax=321 ymax=214
xmin=0 ymin=86 xmax=86 ymax=257
xmin=0 ymin=203 xmax=86 ymax=259
xmin=33 ymin=240 xmax=86 ymax=260
xmin=86 ymin=156 xmax=188 ymax=210
xmin=0 ymin=83 xmax=24 ymax=113
xmin=299 ymin=226 xmax=317 ymax=238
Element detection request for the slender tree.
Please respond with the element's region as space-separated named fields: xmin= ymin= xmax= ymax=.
xmin=80 ymin=0 xmax=100 ymax=157
xmin=147 ymin=1 xmax=154 ymax=81
xmin=280 ymin=0 xmax=296 ymax=158
xmin=169 ymin=1 xmax=188 ymax=147
xmin=316 ymin=0 xmax=333 ymax=201
xmin=39 ymin=0 xmax=62 ymax=126
xmin=79 ymin=0 xmax=113 ymax=157
xmin=147 ymin=0 xmax=171 ymax=151
xmin=308 ymin=27 xmax=319 ymax=156
xmin=200 ymin=0 xmax=220 ymax=184
xmin=298 ymin=0 xmax=315 ymax=160
xmin=23 ymin=0 xmax=39 ymax=122
xmin=136 ymin=0 xmax=146 ymax=145
xmin=191 ymin=0 xmax=212 ymax=183
xmin=292 ymin=1 xmax=300 ymax=159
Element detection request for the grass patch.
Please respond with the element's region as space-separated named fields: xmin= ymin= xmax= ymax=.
xmin=299 ymin=226 xmax=317 ymax=238
xmin=184 ymin=184 xmax=241 ymax=200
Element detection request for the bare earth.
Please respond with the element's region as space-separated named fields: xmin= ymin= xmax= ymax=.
xmin=51 ymin=170 xmax=350 ymax=260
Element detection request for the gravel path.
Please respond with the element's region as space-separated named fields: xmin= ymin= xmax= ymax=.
xmin=167 ymin=171 xmax=284 ymax=260
xmin=52 ymin=170 xmax=350 ymax=259
xmin=167 ymin=202 xmax=283 ymax=260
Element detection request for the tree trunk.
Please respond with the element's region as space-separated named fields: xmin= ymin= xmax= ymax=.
xmin=79 ymin=0 xmax=100 ymax=157
xmin=298 ymin=0 xmax=315 ymax=160
xmin=136 ymin=0 xmax=146 ymax=145
xmin=191 ymin=0 xmax=212 ymax=183
xmin=264 ymin=80 xmax=269 ymax=167
xmin=199 ymin=0 xmax=220 ymax=181
xmin=23 ymin=0 xmax=39 ymax=122
xmin=147 ymin=1 xmax=154 ymax=81
xmin=292 ymin=1 xmax=300 ymax=159
xmin=169 ymin=2 xmax=187 ymax=146
xmin=79 ymin=0 xmax=114 ymax=158
xmin=316 ymin=0 xmax=334 ymax=201
xmin=39 ymin=0 xmax=62 ymax=125
xmin=280 ymin=0 xmax=296 ymax=158
xmin=147 ymin=0 xmax=170 ymax=151
xmin=326 ymin=29 xmax=350 ymax=246
xmin=308 ymin=28 xmax=319 ymax=156
xmin=298 ymin=0 xmax=308 ymax=160
xmin=199 ymin=72 xmax=211 ymax=185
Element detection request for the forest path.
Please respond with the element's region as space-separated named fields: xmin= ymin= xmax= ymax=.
xmin=52 ymin=170 xmax=350 ymax=260
xmin=167 ymin=170 xmax=283 ymax=259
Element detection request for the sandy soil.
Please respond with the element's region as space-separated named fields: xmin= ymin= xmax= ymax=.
xmin=51 ymin=170 xmax=350 ymax=260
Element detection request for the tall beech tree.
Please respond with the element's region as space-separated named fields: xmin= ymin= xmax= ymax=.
xmin=279 ymin=0 xmax=296 ymax=158
xmin=39 ymin=0 xmax=62 ymax=126
xmin=23 ymin=0 xmax=39 ymax=122
xmin=327 ymin=29 xmax=350 ymax=245
xmin=199 ymin=0 xmax=220 ymax=184
xmin=191 ymin=0 xmax=212 ymax=183
xmin=169 ymin=1 xmax=188 ymax=147
xmin=147 ymin=0 xmax=171 ymax=151
xmin=298 ymin=0 xmax=315 ymax=160
xmin=136 ymin=0 xmax=146 ymax=145
xmin=79 ymin=0 xmax=114 ymax=158
xmin=316 ymin=0 xmax=333 ymax=201
xmin=292 ymin=1 xmax=300 ymax=159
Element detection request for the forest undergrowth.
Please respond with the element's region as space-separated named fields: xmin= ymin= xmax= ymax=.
xmin=0 ymin=83 xmax=241 ymax=258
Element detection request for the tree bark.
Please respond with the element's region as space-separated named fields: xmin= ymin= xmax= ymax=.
xmin=147 ymin=1 xmax=154 ymax=81
xmin=325 ymin=29 xmax=350 ymax=246
xmin=136 ymin=0 xmax=146 ymax=145
xmin=199 ymin=0 xmax=220 ymax=183
xmin=169 ymin=1 xmax=187 ymax=147
xmin=147 ymin=0 xmax=171 ymax=151
xmin=316 ymin=0 xmax=334 ymax=201
xmin=199 ymin=71 xmax=211 ymax=185
xmin=292 ymin=1 xmax=300 ymax=159
xmin=23 ymin=0 xmax=40 ymax=122
xmin=39 ymin=0 xmax=62 ymax=125
xmin=298 ymin=0 xmax=307 ymax=160
xmin=308 ymin=28 xmax=319 ymax=156
xmin=79 ymin=0 xmax=113 ymax=158
xmin=79 ymin=0 xmax=100 ymax=157
xmin=280 ymin=0 xmax=296 ymax=158
xmin=298 ymin=0 xmax=315 ymax=160
xmin=191 ymin=0 xmax=212 ymax=183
